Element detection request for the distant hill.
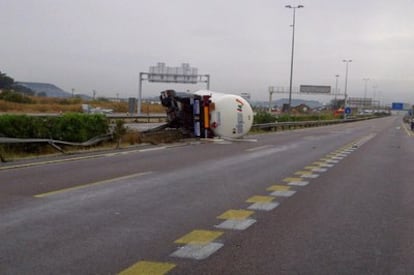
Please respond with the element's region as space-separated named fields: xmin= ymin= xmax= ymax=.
xmin=16 ymin=82 xmax=71 ymax=98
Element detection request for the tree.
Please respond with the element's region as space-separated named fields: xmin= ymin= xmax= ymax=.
xmin=113 ymin=120 xmax=127 ymax=149
xmin=0 ymin=71 xmax=14 ymax=89
xmin=330 ymin=99 xmax=345 ymax=110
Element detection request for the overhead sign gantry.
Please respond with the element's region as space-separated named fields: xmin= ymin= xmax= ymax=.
xmin=138 ymin=63 xmax=210 ymax=114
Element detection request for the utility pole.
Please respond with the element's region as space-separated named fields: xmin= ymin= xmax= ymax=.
xmin=343 ymin=60 xmax=352 ymax=118
xmin=285 ymin=4 xmax=304 ymax=116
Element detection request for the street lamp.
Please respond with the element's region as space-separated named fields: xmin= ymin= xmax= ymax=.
xmin=363 ymin=78 xmax=370 ymax=111
xmin=334 ymin=74 xmax=340 ymax=109
xmin=342 ymin=59 xmax=352 ymax=118
xmin=285 ymin=4 xmax=304 ymax=115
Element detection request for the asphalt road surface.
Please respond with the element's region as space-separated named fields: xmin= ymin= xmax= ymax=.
xmin=1 ymin=116 xmax=413 ymax=275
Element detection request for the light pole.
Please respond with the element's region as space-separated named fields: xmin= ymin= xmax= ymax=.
xmin=372 ymin=84 xmax=378 ymax=111
xmin=285 ymin=4 xmax=304 ymax=115
xmin=363 ymin=78 xmax=369 ymax=111
xmin=343 ymin=59 xmax=352 ymax=118
xmin=334 ymin=74 xmax=340 ymax=109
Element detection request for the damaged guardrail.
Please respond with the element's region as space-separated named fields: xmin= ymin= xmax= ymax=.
xmin=0 ymin=134 xmax=112 ymax=153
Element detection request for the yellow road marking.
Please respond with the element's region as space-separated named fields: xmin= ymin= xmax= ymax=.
xmin=267 ymin=185 xmax=291 ymax=191
xmin=118 ymin=261 xmax=175 ymax=275
xmin=313 ymin=161 xmax=327 ymax=166
xmin=34 ymin=171 xmax=152 ymax=198
xmin=320 ymin=158 xmax=332 ymax=161
xmin=283 ymin=177 xmax=303 ymax=183
xmin=294 ymin=171 xmax=312 ymax=175
xmin=246 ymin=195 xmax=274 ymax=203
xmin=304 ymin=166 xmax=320 ymax=170
xmin=175 ymin=230 xmax=223 ymax=245
xmin=217 ymin=209 xmax=254 ymax=220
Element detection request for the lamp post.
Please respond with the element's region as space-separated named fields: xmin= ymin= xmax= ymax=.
xmin=363 ymin=78 xmax=369 ymax=111
xmin=372 ymin=84 xmax=378 ymax=111
xmin=285 ymin=4 xmax=304 ymax=115
xmin=334 ymin=74 xmax=339 ymax=109
xmin=342 ymin=59 xmax=352 ymax=118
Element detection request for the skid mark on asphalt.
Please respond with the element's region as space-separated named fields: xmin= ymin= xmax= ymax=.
xmin=118 ymin=134 xmax=376 ymax=274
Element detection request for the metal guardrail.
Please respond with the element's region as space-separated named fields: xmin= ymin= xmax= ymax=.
xmin=20 ymin=113 xmax=168 ymax=121
xmin=251 ymin=117 xmax=374 ymax=131
xmin=107 ymin=113 xmax=167 ymax=120
xmin=0 ymin=134 xmax=112 ymax=153
xmin=0 ymin=134 xmax=112 ymax=145
xmin=0 ymin=117 xmax=376 ymax=145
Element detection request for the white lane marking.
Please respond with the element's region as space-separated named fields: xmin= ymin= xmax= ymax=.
xmin=332 ymin=156 xmax=344 ymax=160
xmin=170 ymin=243 xmax=224 ymax=260
xmin=318 ymin=163 xmax=335 ymax=168
xmin=288 ymin=181 xmax=309 ymax=186
xmin=215 ymin=219 xmax=256 ymax=230
xmin=301 ymin=174 xmax=319 ymax=179
xmin=270 ymin=190 xmax=296 ymax=197
xmin=138 ymin=146 xmax=167 ymax=152
xmin=248 ymin=202 xmax=280 ymax=211
xmin=311 ymin=168 xmax=328 ymax=173
xmin=245 ymin=145 xmax=273 ymax=152
xmin=0 ymin=146 xmax=168 ymax=171
xmin=401 ymin=123 xmax=413 ymax=137
xmin=225 ymin=137 xmax=258 ymax=143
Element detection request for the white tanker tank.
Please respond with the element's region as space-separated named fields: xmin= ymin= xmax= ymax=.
xmin=160 ymin=89 xmax=254 ymax=139
xmin=193 ymin=90 xmax=254 ymax=138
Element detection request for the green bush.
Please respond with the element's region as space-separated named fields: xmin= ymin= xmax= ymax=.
xmin=254 ymin=112 xmax=278 ymax=124
xmin=276 ymin=113 xmax=336 ymax=122
xmin=252 ymin=112 xmax=338 ymax=124
xmin=0 ymin=113 xmax=108 ymax=142
xmin=0 ymin=90 xmax=33 ymax=103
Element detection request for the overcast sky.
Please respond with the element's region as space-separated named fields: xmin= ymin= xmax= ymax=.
xmin=1 ymin=0 xmax=414 ymax=104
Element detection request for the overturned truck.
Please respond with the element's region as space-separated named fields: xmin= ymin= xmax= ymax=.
xmin=160 ymin=90 xmax=254 ymax=139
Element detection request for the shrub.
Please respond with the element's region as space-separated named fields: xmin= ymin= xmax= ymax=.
xmin=0 ymin=113 xmax=108 ymax=142
xmin=0 ymin=90 xmax=33 ymax=103
xmin=254 ymin=112 xmax=277 ymax=124
xmin=50 ymin=113 xmax=108 ymax=142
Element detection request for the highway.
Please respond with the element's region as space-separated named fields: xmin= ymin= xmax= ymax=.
xmin=1 ymin=115 xmax=413 ymax=274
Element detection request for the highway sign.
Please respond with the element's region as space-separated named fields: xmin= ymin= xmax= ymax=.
xmin=391 ymin=102 xmax=404 ymax=110
xmin=299 ymin=85 xmax=331 ymax=94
